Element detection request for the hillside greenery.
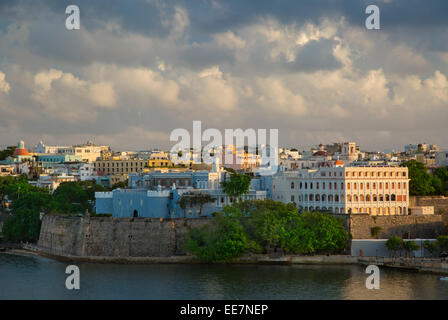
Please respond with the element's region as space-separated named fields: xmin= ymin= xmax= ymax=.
xmin=0 ymin=177 xmax=109 ymax=242
xmin=400 ymin=160 xmax=448 ymax=196
xmin=185 ymin=200 xmax=349 ymax=262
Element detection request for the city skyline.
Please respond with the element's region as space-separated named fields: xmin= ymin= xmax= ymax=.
xmin=1 ymin=1 xmax=448 ymax=150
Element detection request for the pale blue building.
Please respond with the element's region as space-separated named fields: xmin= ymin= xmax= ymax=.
xmin=95 ymin=167 xmax=267 ymax=218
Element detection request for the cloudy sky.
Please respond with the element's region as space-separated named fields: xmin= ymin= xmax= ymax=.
xmin=0 ymin=0 xmax=448 ymax=152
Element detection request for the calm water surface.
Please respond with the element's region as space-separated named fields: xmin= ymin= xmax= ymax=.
xmin=1 ymin=253 xmax=448 ymax=300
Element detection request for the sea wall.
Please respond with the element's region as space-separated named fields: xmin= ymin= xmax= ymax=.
xmin=38 ymin=214 xmax=211 ymax=257
xmin=410 ymin=196 xmax=448 ymax=214
xmin=335 ymin=213 xmax=448 ymax=239
xmin=38 ymin=213 xmax=448 ymax=258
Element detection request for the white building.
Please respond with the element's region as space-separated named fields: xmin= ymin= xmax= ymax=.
xmin=272 ymin=171 xmax=299 ymax=205
xmin=35 ymin=140 xmax=110 ymax=162
xmin=30 ymin=173 xmax=76 ymax=193
xmin=297 ymin=161 xmax=410 ymax=215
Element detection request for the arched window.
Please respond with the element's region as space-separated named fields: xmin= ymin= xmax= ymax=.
xmin=309 ymin=194 xmax=314 ymax=201
xmin=322 ymin=194 xmax=326 ymax=202
xmin=366 ymin=195 xmax=371 ymax=201
xmin=385 ymin=194 xmax=390 ymax=201
xmin=373 ymin=195 xmax=377 ymax=201
xmin=335 ymin=195 xmax=339 ymax=202
xmin=328 ymin=195 xmax=333 ymax=202
xmin=291 ymin=182 xmax=295 ymax=189
xmin=354 ymin=195 xmax=358 ymax=202
xmin=391 ymin=194 xmax=396 ymax=201
xmin=316 ymin=194 xmax=320 ymax=201
xmin=360 ymin=195 xmax=365 ymax=202
xmin=347 ymin=195 xmax=352 ymax=202
xmin=379 ymin=195 xmax=384 ymax=201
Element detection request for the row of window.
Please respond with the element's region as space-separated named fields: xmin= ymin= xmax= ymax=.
xmin=302 ymin=206 xmax=407 ymax=215
xmin=95 ymin=162 xmax=145 ymax=168
xmin=301 ymin=194 xmax=407 ymax=202
xmin=294 ymin=181 xmax=407 ymax=191
xmin=345 ymin=171 xmax=407 ymax=178
xmin=347 ymin=182 xmax=406 ymax=190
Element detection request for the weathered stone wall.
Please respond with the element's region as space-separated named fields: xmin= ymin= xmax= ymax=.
xmin=334 ymin=213 xmax=448 ymax=239
xmin=38 ymin=212 xmax=448 ymax=258
xmin=38 ymin=214 xmax=211 ymax=257
xmin=410 ymin=196 xmax=448 ymax=214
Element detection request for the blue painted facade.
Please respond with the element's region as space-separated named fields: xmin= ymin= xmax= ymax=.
xmin=95 ymin=170 xmax=268 ymax=218
xmin=36 ymin=154 xmax=82 ymax=163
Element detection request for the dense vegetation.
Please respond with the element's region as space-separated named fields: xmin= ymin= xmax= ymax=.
xmin=400 ymin=160 xmax=448 ymax=196
xmin=185 ymin=200 xmax=349 ymax=262
xmin=221 ymin=172 xmax=251 ymax=198
xmin=0 ymin=177 xmax=109 ymax=242
xmin=0 ymin=146 xmax=16 ymax=161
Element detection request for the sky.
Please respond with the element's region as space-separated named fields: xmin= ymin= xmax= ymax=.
xmin=0 ymin=0 xmax=448 ymax=152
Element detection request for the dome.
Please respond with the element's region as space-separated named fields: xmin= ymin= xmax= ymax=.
xmin=13 ymin=148 xmax=29 ymax=156
xmin=335 ymin=160 xmax=343 ymax=166
xmin=13 ymin=140 xmax=29 ymax=156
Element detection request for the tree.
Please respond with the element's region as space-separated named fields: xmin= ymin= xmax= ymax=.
xmin=403 ymin=240 xmax=420 ymax=258
xmin=178 ymin=193 xmax=216 ymax=216
xmin=111 ymin=180 xmax=128 ymax=189
xmin=437 ymin=235 xmax=448 ymax=252
xmin=48 ymin=182 xmax=90 ymax=214
xmin=221 ymin=173 xmax=251 ymax=199
xmin=0 ymin=146 xmax=16 ymax=161
xmin=386 ymin=236 xmax=404 ymax=258
xmin=400 ymin=160 xmax=434 ymax=195
xmin=185 ymin=212 xmax=249 ymax=262
xmin=2 ymin=190 xmax=51 ymax=242
xmin=423 ymin=240 xmax=439 ymax=257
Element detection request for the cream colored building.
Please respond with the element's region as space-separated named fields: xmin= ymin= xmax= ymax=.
xmin=35 ymin=140 xmax=110 ymax=163
xmin=94 ymin=159 xmax=146 ymax=176
xmin=297 ymin=161 xmax=410 ymax=215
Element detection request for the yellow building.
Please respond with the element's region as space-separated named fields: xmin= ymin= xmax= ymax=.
xmin=298 ymin=162 xmax=410 ymax=215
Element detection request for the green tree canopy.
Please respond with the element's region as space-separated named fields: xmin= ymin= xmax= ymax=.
xmin=221 ymin=173 xmax=251 ymax=198
xmin=400 ymin=160 xmax=434 ymax=196
xmin=386 ymin=236 xmax=404 ymax=257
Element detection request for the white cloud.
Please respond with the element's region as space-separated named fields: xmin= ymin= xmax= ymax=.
xmin=0 ymin=71 xmax=11 ymax=94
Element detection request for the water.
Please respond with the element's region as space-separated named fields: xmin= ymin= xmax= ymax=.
xmin=1 ymin=252 xmax=448 ymax=300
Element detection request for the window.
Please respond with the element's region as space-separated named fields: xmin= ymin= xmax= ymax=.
xmin=291 ymin=182 xmax=295 ymax=189
xmin=291 ymin=195 xmax=295 ymax=202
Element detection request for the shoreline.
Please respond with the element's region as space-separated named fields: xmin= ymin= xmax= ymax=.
xmin=3 ymin=247 xmax=448 ymax=275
